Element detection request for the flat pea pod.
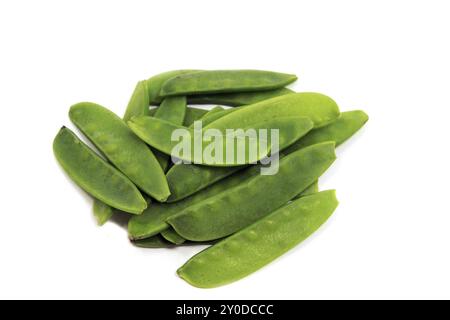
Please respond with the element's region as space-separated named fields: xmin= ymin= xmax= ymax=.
xmin=161 ymin=228 xmax=186 ymax=245
xmin=69 ymin=102 xmax=170 ymax=202
xmin=160 ymin=70 xmax=297 ymax=97
xmin=190 ymin=106 xmax=225 ymax=128
xmin=168 ymin=142 xmax=336 ymax=241
xmin=123 ymin=80 xmax=150 ymax=122
xmin=297 ymin=180 xmax=319 ymax=198
xmin=192 ymin=107 xmax=236 ymax=128
xmin=53 ymin=127 xmax=147 ymax=214
xmin=205 ymin=92 xmax=340 ymax=130
xmin=93 ymin=199 xmax=115 ymax=225
xmin=284 ymin=110 xmax=369 ymax=154
xmin=187 ymin=88 xmax=294 ymax=106
xmin=132 ymin=235 xmax=174 ymax=248
xmin=128 ymin=165 xmax=261 ymax=240
xmin=147 ymin=70 xmax=201 ymax=105
xmin=153 ymin=96 xmax=187 ymax=172
xmin=183 ymin=107 xmax=209 ymax=126
xmin=177 ymin=190 xmax=338 ymax=288
xmin=164 ymin=93 xmax=339 ymax=201
xmin=128 ymin=116 xmax=313 ymax=166
xmin=94 ymin=81 xmax=151 ymax=224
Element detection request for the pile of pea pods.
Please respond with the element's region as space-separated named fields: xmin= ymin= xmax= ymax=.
xmin=53 ymin=70 xmax=368 ymax=288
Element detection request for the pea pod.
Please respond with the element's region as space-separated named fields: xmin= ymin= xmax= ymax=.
xmin=69 ymin=102 xmax=170 ymax=202
xmin=128 ymin=116 xmax=314 ymax=166
xmin=147 ymin=69 xmax=201 ymax=105
xmin=187 ymin=88 xmax=294 ymax=106
xmin=183 ymin=107 xmax=209 ymax=126
xmin=132 ymin=235 xmax=174 ymax=248
xmin=93 ymin=199 xmax=115 ymax=225
xmin=168 ymin=142 xmax=336 ymax=241
xmin=161 ymin=228 xmax=186 ymax=245
xmin=123 ymin=80 xmax=150 ymax=122
xmin=160 ymin=70 xmax=297 ymax=97
xmin=191 ymin=106 xmax=225 ymax=128
xmin=53 ymin=127 xmax=147 ymax=214
xmin=177 ymin=190 xmax=338 ymax=288
xmin=166 ymin=109 xmax=364 ymax=202
xmin=153 ymin=96 xmax=187 ymax=172
xmin=297 ymin=180 xmax=319 ymax=198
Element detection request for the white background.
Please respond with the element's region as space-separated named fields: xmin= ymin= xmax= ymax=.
xmin=0 ymin=0 xmax=449 ymax=300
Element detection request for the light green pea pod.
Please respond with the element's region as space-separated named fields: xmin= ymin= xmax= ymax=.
xmin=168 ymin=142 xmax=336 ymax=241
xmin=53 ymin=127 xmax=147 ymax=214
xmin=147 ymin=70 xmax=201 ymax=105
xmin=69 ymin=102 xmax=170 ymax=202
xmin=190 ymin=106 xmax=225 ymax=128
xmin=94 ymin=81 xmax=152 ymax=224
xmin=128 ymin=116 xmax=313 ymax=166
xmin=187 ymin=88 xmax=295 ymax=106
xmin=153 ymin=96 xmax=187 ymax=172
xmin=160 ymin=70 xmax=297 ymax=97
xmin=161 ymin=228 xmax=186 ymax=245
xmin=93 ymin=199 xmax=115 ymax=226
xmin=150 ymin=106 xmax=207 ymax=125
xmin=177 ymin=190 xmax=338 ymax=288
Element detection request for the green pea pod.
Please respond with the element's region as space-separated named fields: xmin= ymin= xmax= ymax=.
xmin=284 ymin=110 xmax=369 ymax=153
xmin=160 ymin=70 xmax=297 ymax=97
xmin=183 ymin=107 xmax=209 ymax=126
xmin=166 ymin=109 xmax=365 ymax=202
xmin=128 ymin=165 xmax=260 ymax=240
xmin=297 ymin=180 xmax=319 ymax=198
xmin=69 ymin=102 xmax=170 ymax=202
xmin=153 ymin=96 xmax=187 ymax=172
xmin=177 ymin=190 xmax=338 ymax=288
xmin=132 ymin=235 xmax=174 ymax=248
xmin=123 ymin=80 xmax=150 ymax=122
xmin=161 ymin=228 xmax=186 ymax=245
xmin=94 ymin=81 xmax=152 ymax=224
xmin=168 ymin=142 xmax=336 ymax=241
xmin=190 ymin=106 xmax=225 ymax=128
xmin=147 ymin=70 xmax=201 ymax=105
xmin=187 ymin=88 xmax=294 ymax=106
xmin=53 ymin=127 xmax=147 ymax=214
xmin=128 ymin=116 xmax=314 ymax=166
xmin=93 ymin=199 xmax=115 ymax=225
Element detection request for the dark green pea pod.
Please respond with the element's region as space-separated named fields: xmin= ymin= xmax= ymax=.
xmin=160 ymin=70 xmax=297 ymax=97
xmin=160 ymin=228 xmax=186 ymax=245
xmin=53 ymin=127 xmax=147 ymax=214
xmin=93 ymin=199 xmax=115 ymax=225
xmin=187 ymin=88 xmax=294 ymax=106
xmin=153 ymin=96 xmax=187 ymax=172
xmin=168 ymin=142 xmax=336 ymax=241
xmin=132 ymin=235 xmax=174 ymax=248
xmin=128 ymin=116 xmax=313 ymax=166
xmin=146 ymin=70 xmax=201 ymax=105
xmin=296 ymin=180 xmax=319 ymax=198
xmin=177 ymin=190 xmax=338 ymax=288
xmin=69 ymin=102 xmax=170 ymax=202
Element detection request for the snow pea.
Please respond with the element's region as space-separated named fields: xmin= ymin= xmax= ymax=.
xmin=183 ymin=107 xmax=209 ymax=126
xmin=132 ymin=235 xmax=174 ymax=248
xmin=153 ymin=96 xmax=187 ymax=172
xmin=297 ymin=180 xmax=319 ymax=198
xmin=161 ymin=228 xmax=186 ymax=245
xmin=190 ymin=106 xmax=225 ymax=128
xmin=187 ymin=88 xmax=294 ymax=106
xmin=147 ymin=70 xmax=200 ymax=105
xmin=168 ymin=142 xmax=336 ymax=241
xmin=69 ymin=102 xmax=170 ymax=202
xmin=123 ymin=80 xmax=150 ymax=122
xmin=53 ymin=127 xmax=147 ymax=214
xmin=128 ymin=116 xmax=313 ymax=166
xmin=160 ymin=70 xmax=297 ymax=97
xmin=177 ymin=190 xmax=338 ymax=288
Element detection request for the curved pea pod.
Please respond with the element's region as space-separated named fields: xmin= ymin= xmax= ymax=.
xmin=284 ymin=110 xmax=369 ymax=154
xmin=128 ymin=116 xmax=314 ymax=166
xmin=93 ymin=199 xmax=115 ymax=225
xmin=192 ymin=108 xmax=236 ymax=128
xmin=168 ymin=142 xmax=337 ymax=241
xmin=177 ymin=190 xmax=338 ymax=288
xmin=128 ymin=165 xmax=261 ymax=240
xmin=161 ymin=228 xmax=186 ymax=245
xmin=187 ymin=88 xmax=294 ymax=106
xmin=190 ymin=106 xmax=225 ymax=128
xmin=123 ymin=80 xmax=150 ymax=122
xmin=132 ymin=235 xmax=174 ymax=248
xmin=160 ymin=70 xmax=297 ymax=97
xmin=53 ymin=127 xmax=147 ymax=214
xmin=153 ymin=96 xmax=187 ymax=172
xmin=147 ymin=70 xmax=201 ymax=105
xmin=69 ymin=102 xmax=170 ymax=202
xmin=206 ymin=92 xmax=340 ymax=130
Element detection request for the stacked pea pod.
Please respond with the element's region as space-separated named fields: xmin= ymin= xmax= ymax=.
xmin=53 ymin=70 xmax=368 ymax=288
